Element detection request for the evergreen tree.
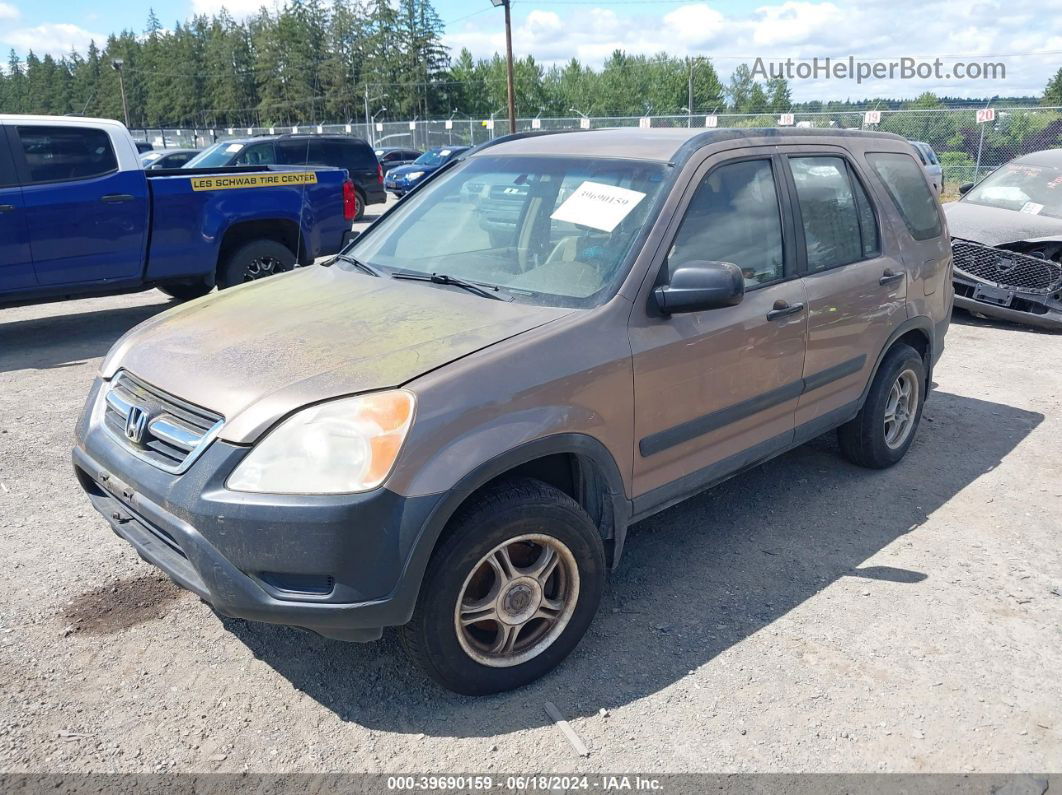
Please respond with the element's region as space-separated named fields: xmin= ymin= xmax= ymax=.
xmin=1043 ymin=68 xmax=1062 ymax=106
xmin=727 ymin=64 xmax=755 ymax=112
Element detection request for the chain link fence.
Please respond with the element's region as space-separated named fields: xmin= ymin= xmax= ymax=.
xmin=132 ymin=106 xmax=1062 ymax=189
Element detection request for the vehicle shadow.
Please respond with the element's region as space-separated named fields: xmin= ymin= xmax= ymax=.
xmin=226 ymin=389 xmax=1042 ymax=738
xmin=0 ymin=297 xmax=171 ymax=374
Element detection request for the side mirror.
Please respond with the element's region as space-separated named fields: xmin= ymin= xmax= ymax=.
xmin=653 ymin=261 xmax=745 ymax=314
xmin=958 ymin=182 xmax=974 ymax=196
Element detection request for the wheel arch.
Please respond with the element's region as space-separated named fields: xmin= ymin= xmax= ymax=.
xmin=216 ymin=218 xmax=308 ymax=270
xmin=861 ymin=316 xmax=935 ymax=405
xmin=407 ymin=434 xmax=632 ymax=597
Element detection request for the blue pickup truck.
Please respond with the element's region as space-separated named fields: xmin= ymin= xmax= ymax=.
xmin=0 ymin=115 xmax=355 ymax=305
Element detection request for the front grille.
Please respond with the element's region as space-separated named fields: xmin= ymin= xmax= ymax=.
xmin=102 ymin=371 xmax=224 ymax=474
xmin=952 ymin=240 xmax=1062 ymax=294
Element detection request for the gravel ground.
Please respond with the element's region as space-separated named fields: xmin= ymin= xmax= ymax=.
xmin=0 ymin=274 xmax=1060 ymax=773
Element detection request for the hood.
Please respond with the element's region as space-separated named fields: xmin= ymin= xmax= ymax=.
xmin=390 ymin=163 xmax=436 ymax=178
xmin=102 ymin=266 xmax=572 ymax=443
xmin=944 ymin=200 xmax=1062 ymax=246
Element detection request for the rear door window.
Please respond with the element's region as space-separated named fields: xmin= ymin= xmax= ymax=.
xmin=867 ymin=152 xmax=942 ymax=240
xmin=788 ymin=155 xmax=878 ymax=271
xmin=15 ymin=125 xmax=118 ymax=183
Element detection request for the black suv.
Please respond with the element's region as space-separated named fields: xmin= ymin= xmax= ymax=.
xmin=185 ymin=134 xmax=385 ymax=219
xmin=375 ymin=146 xmax=422 ymax=173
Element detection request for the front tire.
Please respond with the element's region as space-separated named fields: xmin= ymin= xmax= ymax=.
xmin=217 ymin=239 xmax=296 ymax=289
xmin=838 ymin=343 xmax=925 ymax=469
xmin=401 ymin=478 xmax=605 ymax=695
xmin=158 ymin=281 xmax=212 ymax=301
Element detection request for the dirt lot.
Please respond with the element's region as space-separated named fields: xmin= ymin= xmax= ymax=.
xmin=0 ymin=275 xmax=1060 ymax=773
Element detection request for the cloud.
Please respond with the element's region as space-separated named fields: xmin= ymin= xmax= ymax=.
xmin=444 ymin=0 xmax=1062 ymax=100
xmin=0 ymin=2 xmax=19 ymax=21
xmin=751 ymin=2 xmax=845 ymax=47
xmin=2 ymin=23 xmax=105 ymax=57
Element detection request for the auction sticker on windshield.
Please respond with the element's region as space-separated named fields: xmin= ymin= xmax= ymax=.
xmin=189 ymin=171 xmax=319 ymax=191
xmin=550 ymin=181 xmax=646 ymax=232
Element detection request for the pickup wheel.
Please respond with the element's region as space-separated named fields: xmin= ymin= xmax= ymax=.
xmin=158 ymin=282 xmax=213 ymax=301
xmin=838 ymin=343 xmax=925 ymax=469
xmin=218 ymin=239 xmax=296 ymax=289
xmin=401 ymin=478 xmax=605 ymax=695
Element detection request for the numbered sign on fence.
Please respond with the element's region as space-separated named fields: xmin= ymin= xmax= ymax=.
xmin=485 ymin=119 xmax=494 ymax=130
xmin=638 ymin=117 xmax=650 ymax=129
xmin=316 ymin=125 xmax=323 ymax=134
xmin=375 ymin=122 xmax=383 ymax=132
xmin=408 ymin=121 xmax=416 ymax=131
xmin=531 ymin=118 xmax=542 ymax=130
xmin=778 ymin=113 xmax=795 ymax=126
xmin=227 ymin=128 xmax=234 ymax=135
xmin=345 ymin=124 xmax=352 ymax=133
xmin=863 ymin=110 xmax=881 ymax=125
xmin=704 ymin=115 xmax=718 ymax=128
xmin=976 ymin=108 xmax=996 ymax=124
xmin=291 ymin=126 xmax=299 ymax=134
xmin=268 ymin=127 xmax=275 ymax=134
xmin=445 ymin=119 xmax=453 ymax=130
xmin=247 ymin=127 xmax=254 ymax=135
xmin=580 ymin=117 xmax=591 ymax=129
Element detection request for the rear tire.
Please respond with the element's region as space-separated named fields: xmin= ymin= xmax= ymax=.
xmin=353 ymin=190 xmax=366 ymax=221
xmin=158 ymin=281 xmax=212 ymax=301
xmin=217 ymin=239 xmax=296 ymax=289
xmin=401 ymin=478 xmax=605 ymax=695
xmin=838 ymin=343 xmax=925 ymax=469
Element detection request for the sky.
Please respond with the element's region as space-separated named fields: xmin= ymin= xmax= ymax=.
xmin=1 ymin=0 xmax=1060 ymax=102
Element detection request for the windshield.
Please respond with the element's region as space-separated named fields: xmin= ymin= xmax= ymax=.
xmin=183 ymin=141 xmax=242 ymax=168
xmin=348 ymin=154 xmax=670 ymax=307
xmin=963 ymin=160 xmax=1062 ymax=219
xmin=413 ymin=149 xmax=452 ymax=167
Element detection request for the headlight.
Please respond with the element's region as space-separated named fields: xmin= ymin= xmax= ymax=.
xmin=227 ymin=390 xmax=415 ymax=494
xmin=405 ymin=171 xmax=424 ymax=180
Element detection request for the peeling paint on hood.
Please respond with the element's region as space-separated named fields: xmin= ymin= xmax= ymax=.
xmin=944 ymin=200 xmax=1062 ymax=246
xmin=101 ymin=265 xmax=572 ymax=443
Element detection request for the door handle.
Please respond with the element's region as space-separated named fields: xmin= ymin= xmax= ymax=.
xmin=766 ymin=300 xmax=805 ymax=321
xmin=0 ymin=204 xmax=14 ymax=213
xmin=879 ymin=268 xmax=905 ymax=286
xmin=100 ymin=193 xmax=135 ymax=204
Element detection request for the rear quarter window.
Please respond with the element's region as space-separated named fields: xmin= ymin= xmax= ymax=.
xmin=866 ymin=152 xmax=942 ymax=241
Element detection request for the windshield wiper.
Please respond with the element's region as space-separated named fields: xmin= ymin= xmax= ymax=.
xmin=391 ymin=271 xmax=509 ymax=301
xmin=326 ymin=252 xmax=383 ymax=277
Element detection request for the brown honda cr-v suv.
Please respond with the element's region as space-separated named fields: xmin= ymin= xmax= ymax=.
xmin=74 ymin=128 xmax=953 ymax=694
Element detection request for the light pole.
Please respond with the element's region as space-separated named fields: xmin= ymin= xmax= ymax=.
xmin=490 ymin=0 xmax=517 ymax=135
xmin=363 ymin=86 xmax=386 ymax=145
xmin=111 ymin=58 xmax=130 ymax=128
xmin=451 ymin=109 xmax=474 ymax=146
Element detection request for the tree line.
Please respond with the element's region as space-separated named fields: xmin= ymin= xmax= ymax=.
xmin=0 ymin=0 xmax=1057 ymax=128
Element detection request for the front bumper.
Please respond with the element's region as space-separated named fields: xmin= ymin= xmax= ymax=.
xmin=953 ymin=272 xmax=1062 ymax=331
xmin=73 ymin=382 xmax=443 ymax=642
